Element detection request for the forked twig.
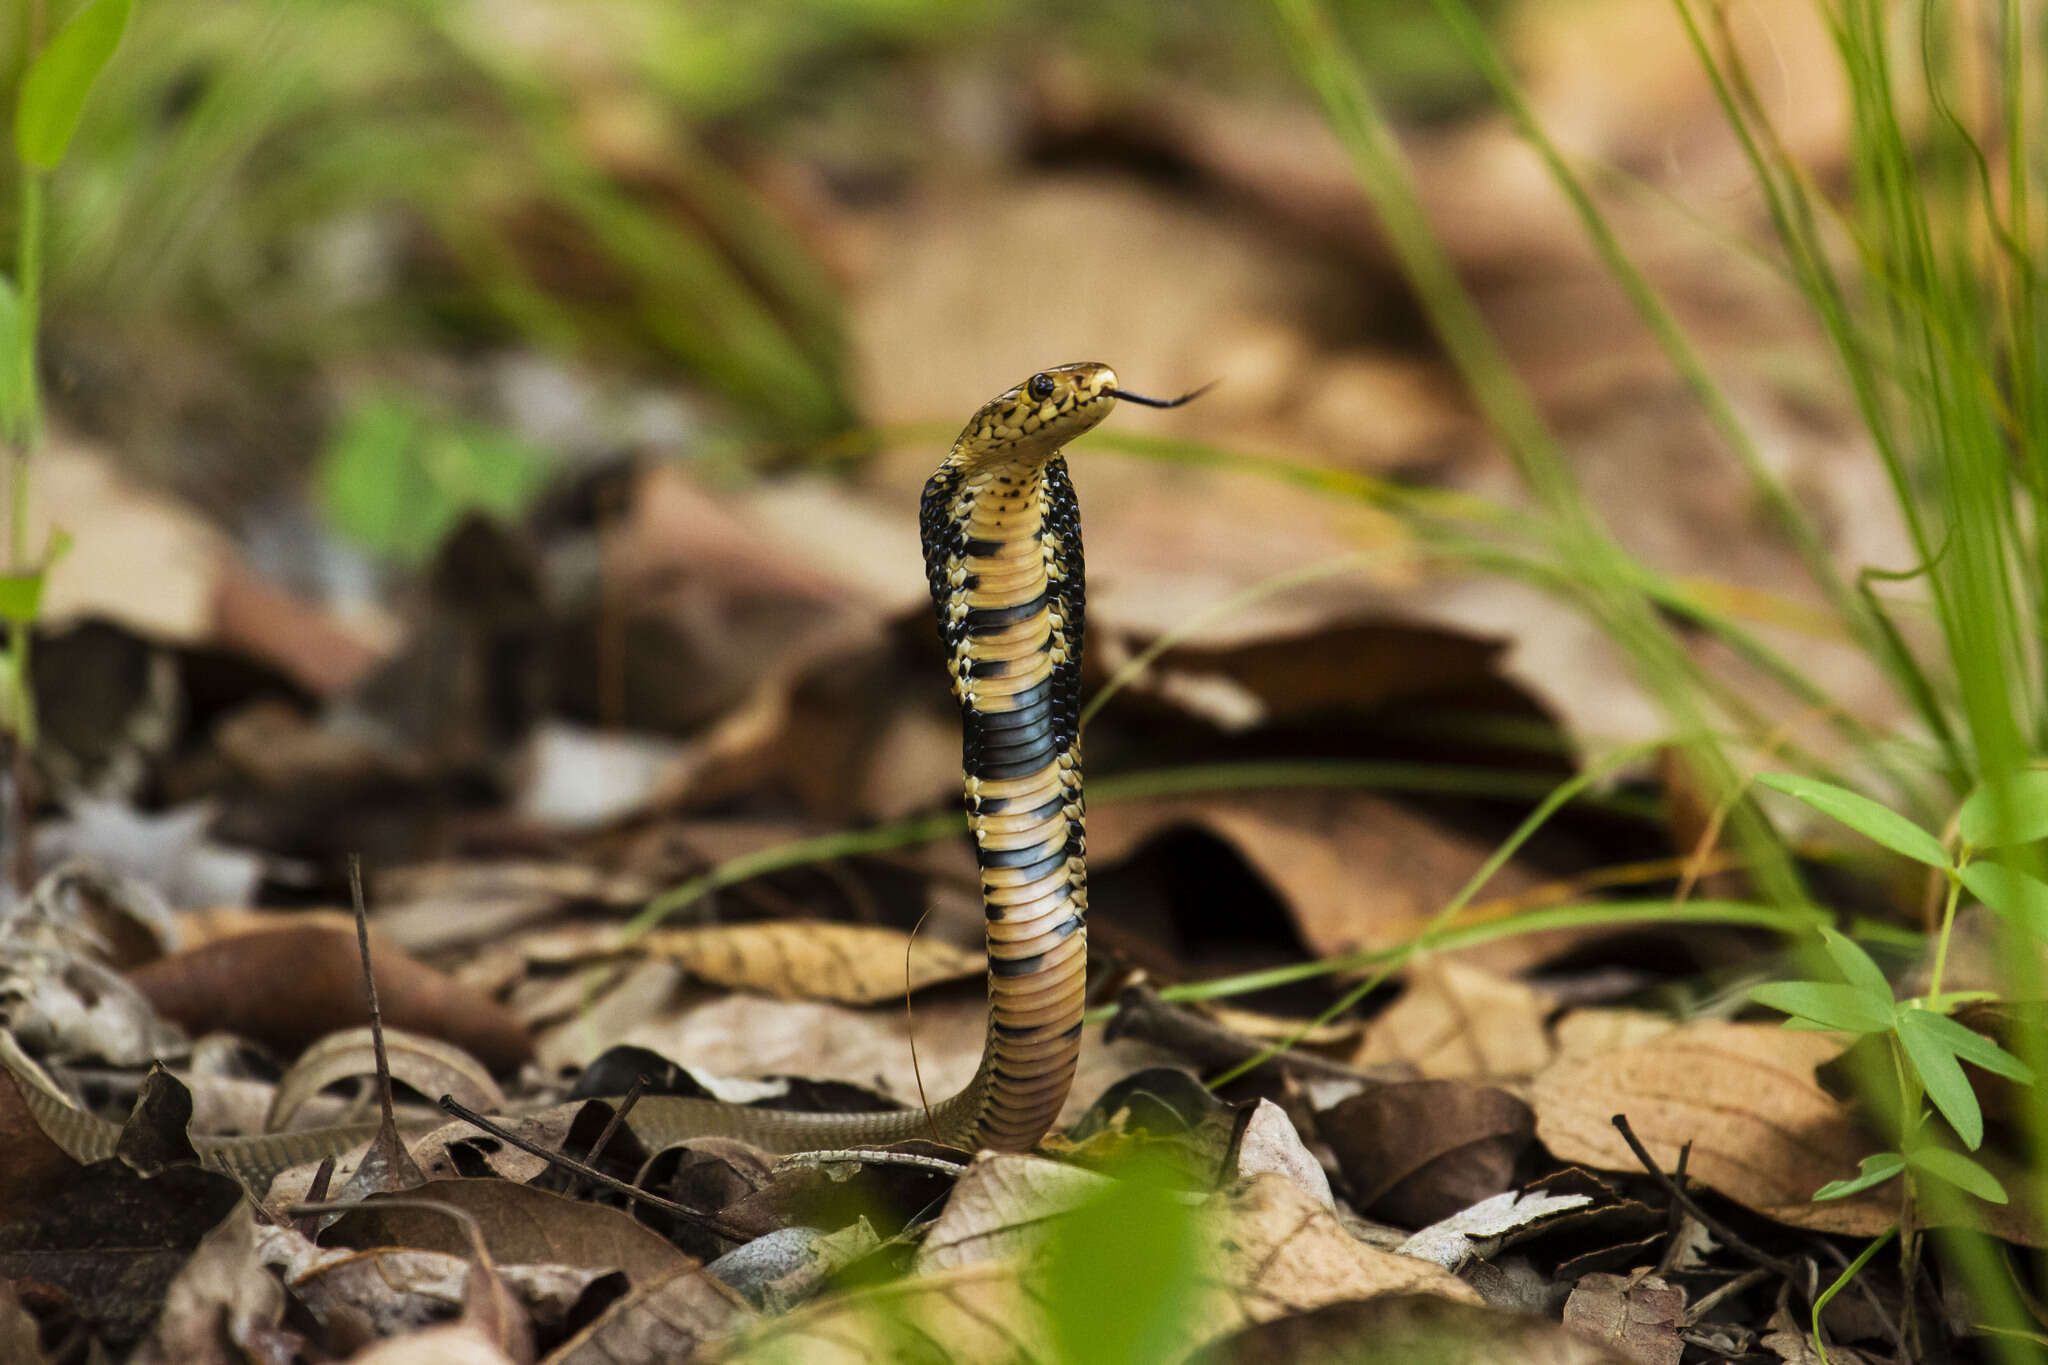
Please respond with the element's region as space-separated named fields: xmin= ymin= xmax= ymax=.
xmin=1611 ymin=1113 xmax=1810 ymax=1294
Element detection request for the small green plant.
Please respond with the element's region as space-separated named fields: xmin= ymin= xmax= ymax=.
xmin=1751 ymin=770 xmax=2048 ymax=1208
xmin=316 ymin=394 xmax=547 ymax=564
xmin=1 ymin=0 xmax=130 ymax=875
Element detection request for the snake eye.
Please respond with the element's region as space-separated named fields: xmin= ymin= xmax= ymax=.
xmin=1027 ymin=373 xmax=1055 ymax=402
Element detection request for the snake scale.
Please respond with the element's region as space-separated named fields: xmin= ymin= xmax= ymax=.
xmin=0 ymin=362 xmax=1201 ymax=1184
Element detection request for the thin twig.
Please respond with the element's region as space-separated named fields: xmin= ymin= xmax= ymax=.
xmin=437 ymin=1094 xmax=754 ymax=1243
xmin=1682 ymin=1265 xmax=1770 ymax=1327
xmin=1611 ymin=1113 xmax=1810 ymax=1294
xmin=349 ymin=856 xmax=397 ymax=1138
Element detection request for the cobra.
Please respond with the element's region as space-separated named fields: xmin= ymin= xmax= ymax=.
xmin=0 ymin=363 xmax=1204 ymax=1181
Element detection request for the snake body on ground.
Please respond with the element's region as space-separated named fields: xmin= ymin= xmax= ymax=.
xmin=0 ymin=362 xmax=1199 ymax=1184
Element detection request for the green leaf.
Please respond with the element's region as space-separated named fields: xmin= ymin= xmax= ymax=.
xmin=1901 ymin=1009 xmax=2036 ymax=1084
xmin=1958 ymin=861 xmax=2048 ymax=943
xmin=1906 ymin=1147 xmax=2008 ymax=1204
xmin=0 ymin=527 xmax=74 ymax=627
xmin=1896 ymin=1010 xmax=1985 ymax=1149
xmin=1958 ymin=771 xmax=2048 ymax=849
xmin=1817 ymin=927 xmax=1892 ymax=1000
xmin=317 ymin=397 xmax=546 ymax=563
xmin=1748 ymin=981 xmax=1894 ymax=1035
xmin=0 ymin=571 xmax=46 ymax=626
xmin=1756 ymin=773 xmax=1949 ymax=868
xmin=14 ymin=0 xmax=134 ymax=171
xmin=1813 ymin=1152 xmax=1904 ymax=1201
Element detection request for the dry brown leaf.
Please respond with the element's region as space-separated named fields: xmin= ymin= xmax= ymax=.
xmin=543 ymin=1261 xmax=757 ymax=1365
xmin=323 ymin=1180 xmax=694 ymax=1287
xmin=1533 ymin=1022 xmax=1862 ymax=1219
xmin=1550 ymin=1008 xmax=1677 ymax=1059
xmin=0 ymin=1035 xmax=89 ymax=1218
xmin=1091 ymin=791 xmax=1559 ymax=975
xmin=1189 ymin=1293 xmax=1638 ymax=1365
xmin=269 ymin=1026 xmax=505 ymax=1132
xmin=1531 ymin=1020 xmax=2046 ymax=1245
xmin=126 ymin=921 xmax=532 ymax=1070
xmin=914 ymin=1155 xmax=1122 ymax=1273
xmin=1354 ymin=959 xmax=1554 ymax=1080
xmin=30 ymin=433 xmax=228 ymax=642
xmin=517 ymin=921 xmax=982 ymax=1004
xmin=1561 ymin=1271 xmax=1684 ymax=1365
xmin=1206 ymin=1175 xmax=1481 ymax=1322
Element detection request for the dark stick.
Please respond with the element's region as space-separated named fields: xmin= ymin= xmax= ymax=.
xmin=437 ymin=1094 xmax=754 ymax=1243
xmin=349 ymin=855 xmax=397 ymax=1138
xmin=1611 ymin=1113 xmax=1810 ymax=1293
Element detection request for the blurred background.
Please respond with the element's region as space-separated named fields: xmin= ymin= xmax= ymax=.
xmin=0 ymin=0 xmax=1902 ymax=985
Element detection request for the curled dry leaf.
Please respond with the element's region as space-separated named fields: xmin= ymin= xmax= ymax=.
xmin=269 ymin=1026 xmax=505 ymax=1132
xmin=126 ymin=922 xmax=533 ymax=1069
xmin=116 ymin=1064 xmax=204 ymax=1176
xmin=5 ymin=861 xmax=178 ymax=971
xmin=1319 ymin=1080 xmax=1537 ymax=1227
xmin=259 ymin=1219 xmax=614 ymax=1349
xmin=1090 ymin=789 xmax=1557 ymax=975
xmin=0 ymin=939 xmax=190 ymax=1066
xmin=517 ymin=920 xmax=982 ymax=1004
xmin=1532 ymin=1020 xmax=2044 ymax=1245
xmin=1188 ymin=1292 xmax=1639 ymax=1365
xmin=1228 ymin=1099 xmax=1335 ymax=1211
xmin=322 ymin=1180 xmax=694 ymax=1288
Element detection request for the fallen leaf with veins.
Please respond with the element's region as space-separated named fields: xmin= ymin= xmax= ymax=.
xmin=1562 ymin=1271 xmax=1684 ymax=1365
xmin=1530 ymin=1020 xmax=2046 ymax=1244
xmin=515 ymin=920 xmax=982 ymax=1004
xmin=1352 ymin=959 xmax=1554 ymax=1081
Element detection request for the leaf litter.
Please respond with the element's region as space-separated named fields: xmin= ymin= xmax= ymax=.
xmin=0 ymin=4 xmax=2008 ymax=1360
